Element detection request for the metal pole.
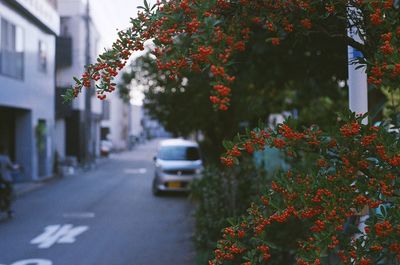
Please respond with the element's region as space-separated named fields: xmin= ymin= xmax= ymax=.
xmin=84 ymin=0 xmax=93 ymax=165
xmin=347 ymin=5 xmax=368 ymax=124
xmin=347 ymin=4 xmax=369 ymax=237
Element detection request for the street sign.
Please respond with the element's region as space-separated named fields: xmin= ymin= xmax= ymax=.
xmin=30 ymin=225 xmax=88 ymax=249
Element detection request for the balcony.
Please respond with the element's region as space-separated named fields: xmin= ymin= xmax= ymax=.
xmin=56 ymin=37 xmax=72 ymax=68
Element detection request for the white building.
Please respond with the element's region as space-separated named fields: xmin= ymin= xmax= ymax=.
xmin=129 ymin=104 xmax=144 ymax=139
xmin=55 ymin=0 xmax=102 ymax=163
xmin=0 ymin=0 xmax=59 ymax=180
xmin=141 ymin=107 xmax=171 ymax=139
xmin=100 ymin=91 xmax=130 ymax=151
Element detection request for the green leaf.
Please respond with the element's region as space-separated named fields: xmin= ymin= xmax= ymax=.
xmin=222 ymin=140 xmax=234 ymax=150
xmin=226 ymin=217 xmax=236 ymax=226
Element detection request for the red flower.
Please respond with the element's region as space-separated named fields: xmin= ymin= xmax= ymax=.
xmin=300 ymin=18 xmax=312 ymax=29
xmin=219 ymin=104 xmax=228 ymax=111
xmin=210 ymin=96 xmax=221 ymax=104
xmin=340 ymin=122 xmax=361 ymax=137
xmin=273 ymin=138 xmax=286 ymax=148
xmin=381 ymin=32 xmax=392 ymax=41
xmin=375 ymin=220 xmax=393 ymax=237
xmin=325 ymin=4 xmax=335 ymax=14
xmin=370 ymin=9 xmax=383 ymax=25
xmin=361 ymin=134 xmax=377 ymax=146
xmin=244 ymin=141 xmax=254 ymax=154
xmin=359 ymin=258 xmax=371 ymax=265
xmin=271 ymin=37 xmax=280 ymax=46
xmin=370 ymin=245 xmax=383 ymax=251
xmin=380 ymin=41 xmax=394 ymax=55
xmin=220 ymin=156 xmax=234 ymax=167
xmin=227 ymin=145 xmax=241 ymax=157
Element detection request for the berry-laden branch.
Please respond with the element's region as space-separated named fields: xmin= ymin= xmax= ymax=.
xmin=65 ymin=0 xmax=400 ymax=110
xmin=64 ymin=1 xmax=400 ymax=263
xmin=215 ymin=113 xmax=399 ymax=264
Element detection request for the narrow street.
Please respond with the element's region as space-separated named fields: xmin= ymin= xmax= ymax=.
xmin=0 ymin=140 xmax=195 ymax=265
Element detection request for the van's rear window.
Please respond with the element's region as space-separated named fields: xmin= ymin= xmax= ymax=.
xmin=158 ymin=146 xmax=200 ymax=161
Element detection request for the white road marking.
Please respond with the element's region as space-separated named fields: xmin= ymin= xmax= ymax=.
xmin=11 ymin=259 xmax=52 ymax=265
xmin=57 ymin=226 xmax=88 ymax=244
xmin=30 ymin=225 xmax=89 ymax=249
xmin=124 ymin=168 xmax=147 ymax=174
xmin=63 ymin=212 xmax=95 ymax=219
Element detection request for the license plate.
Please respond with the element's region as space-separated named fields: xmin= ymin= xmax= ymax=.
xmin=168 ymin=181 xmax=181 ymax=188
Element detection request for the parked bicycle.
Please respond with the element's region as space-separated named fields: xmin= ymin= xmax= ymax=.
xmin=0 ymin=146 xmax=19 ymax=218
xmin=0 ymin=174 xmax=14 ymax=218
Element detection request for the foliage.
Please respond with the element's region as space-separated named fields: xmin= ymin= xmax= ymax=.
xmin=35 ymin=122 xmax=47 ymax=152
xmin=117 ymin=25 xmax=349 ymax=161
xmin=118 ymin=26 xmax=348 ymax=132
xmin=65 ymin=0 xmax=399 ymax=111
xmin=191 ymin=160 xmax=267 ymax=252
xmin=66 ymin=1 xmax=400 ymax=264
xmin=216 ymin=113 xmax=400 ymax=264
xmin=191 ymin=159 xmax=309 ymax=265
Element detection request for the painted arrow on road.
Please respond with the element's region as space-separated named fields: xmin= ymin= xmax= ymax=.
xmin=30 ymin=225 xmax=88 ymax=249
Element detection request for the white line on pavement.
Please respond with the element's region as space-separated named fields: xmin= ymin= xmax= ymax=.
xmin=11 ymin=259 xmax=52 ymax=265
xmin=124 ymin=168 xmax=147 ymax=174
xmin=63 ymin=212 xmax=95 ymax=219
xmin=30 ymin=224 xmax=89 ymax=249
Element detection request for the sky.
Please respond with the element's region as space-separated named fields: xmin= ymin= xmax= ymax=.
xmin=90 ymin=0 xmax=155 ymax=105
xmin=90 ymin=0 xmax=154 ymax=49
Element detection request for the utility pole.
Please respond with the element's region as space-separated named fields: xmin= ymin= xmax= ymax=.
xmin=84 ymin=0 xmax=93 ymax=166
xmin=347 ymin=3 xmax=369 ymax=236
xmin=347 ymin=5 xmax=368 ymax=124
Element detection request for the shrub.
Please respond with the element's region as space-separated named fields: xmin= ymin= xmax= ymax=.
xmin=212 ymin=113 xmax=400 ymax=264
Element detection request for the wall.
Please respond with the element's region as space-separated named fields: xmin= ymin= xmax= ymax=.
xmin=56 ymin=0 xmax=103 ymax=161
xmin=100 ymin=91 xmax=130 ymax=150
xmin=0 ymin=1 xmax=57 ymax=179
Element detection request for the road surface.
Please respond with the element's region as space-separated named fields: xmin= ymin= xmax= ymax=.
xmin=0 ymin=140 xmax=195 ymax=265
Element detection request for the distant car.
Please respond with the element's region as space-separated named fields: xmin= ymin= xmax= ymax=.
xmin=152 ymin=139 xmax=203 ymax=195
xmin=100 ymin=140 xmax=113 ymax=157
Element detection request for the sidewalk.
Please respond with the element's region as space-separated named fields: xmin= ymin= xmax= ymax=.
xmin=13 ymin=156 xmax=110 ymax=196
xmin=13 ymin=181 xmax=46 ymax=196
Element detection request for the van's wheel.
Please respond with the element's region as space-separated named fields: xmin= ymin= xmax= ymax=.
xmin=7 ymin=210 xmax=14 ymax=219
xmin=152 ymin=180 xmax=161 ymax=196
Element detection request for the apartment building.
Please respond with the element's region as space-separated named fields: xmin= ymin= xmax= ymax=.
xmin=0 ymin=0 xmax=59 ymax=180
xmin=55 ymin=0 xmax=102 ymax=164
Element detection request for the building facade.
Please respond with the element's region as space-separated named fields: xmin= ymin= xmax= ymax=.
xmin=55 ymin=0 xmax=102 ymax=164
xmin=100 ymin=91 xmax=130 ymax=152
xmin=0 ymin=0 xmax=59 ymax=180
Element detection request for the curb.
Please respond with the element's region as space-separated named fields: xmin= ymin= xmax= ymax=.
xmin=13 ymin=157 xmax=111 ymax=197
xmin=14 ymin=175 xmax=58 ymax=197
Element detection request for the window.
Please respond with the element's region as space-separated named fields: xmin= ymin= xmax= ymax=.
xmin=60 ymin=17 xmax=70 ymax=36
xmin=38 ymin=40 xmax=47 ymax=72
xmin=158 ymin=146 xmax=200 ymax=161
xmin=102 ymin=101 xmax=110 ymax=120
xmin=0 ymin=18 xmax=24 ymax=79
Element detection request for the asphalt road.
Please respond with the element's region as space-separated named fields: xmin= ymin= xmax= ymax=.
xmin=0 ymin=140 xmax=195 ymax=265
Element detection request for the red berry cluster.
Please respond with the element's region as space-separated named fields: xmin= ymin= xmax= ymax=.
xmin=212 ymin=115 xmax=399 ymax=264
